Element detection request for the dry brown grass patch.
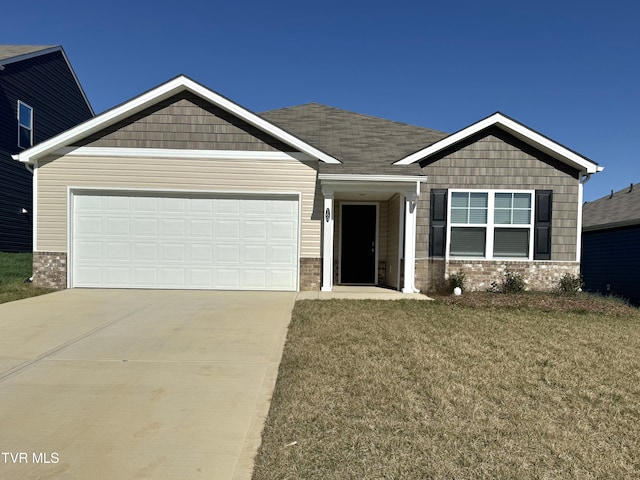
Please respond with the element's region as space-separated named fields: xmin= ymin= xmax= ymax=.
xmin=253 ymin=298 xmax=640 ymax=479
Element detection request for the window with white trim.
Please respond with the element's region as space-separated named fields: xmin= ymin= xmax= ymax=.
xmin=18 ymin=101 xmax=33 ymax=149
xmin=448 ymin=190 xmax=534 ymax=260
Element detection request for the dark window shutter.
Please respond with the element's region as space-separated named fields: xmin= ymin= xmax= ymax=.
xmin=430 ymin=189 xmax=448 ymax=257
xmin=534 ymin=190 xmax=552 ymax=260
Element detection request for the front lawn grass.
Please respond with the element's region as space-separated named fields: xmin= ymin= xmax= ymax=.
xmin=253 ymin=294 xmax=640 ymax=479
xmin=0 ymin=252 xmax=53 ymax=304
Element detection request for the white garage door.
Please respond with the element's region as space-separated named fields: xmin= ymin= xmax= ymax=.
xmin=72 ymin=192 xmax=299 ymax=290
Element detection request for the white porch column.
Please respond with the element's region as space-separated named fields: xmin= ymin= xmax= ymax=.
xmin=321 ymin=190 xmax=334 ymax=291
xmin=402 ymin=192 xmax=417 ymax=293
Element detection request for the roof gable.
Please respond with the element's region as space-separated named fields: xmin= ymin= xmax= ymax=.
xmin=394 ymin=112 xmax=602 ymax=175
xmin=74 ymin=91 xmax=297 ymax=152
xmin=0 ymin=45 xmax=94 ymax=116
xmin=15 ymin=75 xmax=340 ymax=165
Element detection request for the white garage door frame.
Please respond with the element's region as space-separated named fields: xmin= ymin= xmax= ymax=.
xmin=67 ymin=187 xmax=302 ymax=291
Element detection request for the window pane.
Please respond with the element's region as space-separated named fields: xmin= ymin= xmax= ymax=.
xmin=493 ymin=228 xmax=529 ymax=257
xmin=494 ymin=209 xmax=511 ymax=224
xmin=450 ymin=227 xmax=486 ymax=257
xmin=495 ymin=193 xmax=512 ymax=209
xmin=513 ymin=193 xmax=531 ymax=209
xmin=451 ymin=192 xmax=469 ymax=208
xmin=19 ymin=127 xmax=31 ymax=149
xmin=19 ymin=103 xmax=32 ymax=128
xmin=470 ymin=192 xmax=488 ymax=208
xmin=469 ymin=208 xmax=487 ymax=224
xmin=451 ymin=209 xmax=468 ymax=224
xmin=512 ymin=210 xmax=531 ymax=224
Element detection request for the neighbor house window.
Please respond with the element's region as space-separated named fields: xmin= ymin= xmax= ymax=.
xmin=18 ymin=101 xmax=33 ymax=149
xmin=448 ymin=190 xmax=533 ymax=259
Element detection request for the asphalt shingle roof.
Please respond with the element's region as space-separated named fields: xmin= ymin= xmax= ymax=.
xmin=583 ymin=183 xmax=640 ymax=230
xmin=0 ymin=45 xmax=56 ymax=63
xmin=260 ymin=103 xmax=448 ymax=175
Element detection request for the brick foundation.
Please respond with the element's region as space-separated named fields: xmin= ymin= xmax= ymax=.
xmin=33 ymin=252 xmax=67 ymax=289
xmin=441 ymin=260 xmax=580 ymax=292
xmin=300 ymin=257 xmax=321 ymax=291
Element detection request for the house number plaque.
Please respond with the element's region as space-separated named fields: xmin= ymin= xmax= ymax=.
xmin=325 ymin=208 xmax=331 ymax=222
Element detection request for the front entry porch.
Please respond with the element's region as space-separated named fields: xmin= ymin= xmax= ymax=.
xmin=319 ymin=174 xmax=427 ymax=293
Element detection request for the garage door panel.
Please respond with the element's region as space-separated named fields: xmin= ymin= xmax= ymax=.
xmin=270 ymin=220 xmax=297 ymax=240
xmin=73 ymin=193 xmax=298 ymax=290
xmin=271 ymin=245 xmax=296 ymax=264
xmin=75 ymin=241 xmax=102 ymax=260
xmin=105 ymin=267 xmax=130 ymax=285
xmin=106 ymin=242 xmax=130 ymax=261
xmin=244 ymin=220 xmax=267 ymax=239
xmin=216 ymin=244 xmax=240 ymax=263
xmin=162 ymin=244 xmax=186 ymax=262
xmin=105 ymin=217 xmax=130 ymax=236
xmin=189 ymin=219 xmax=214 ymax=237
xmin=75 ymin=216 xmax=102 ymax=235
xmin=190 ymin=244 xmax=213 ymax=262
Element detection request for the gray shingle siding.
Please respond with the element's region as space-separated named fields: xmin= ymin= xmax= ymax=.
xmin=418 ymin=128 xmax=580 ymax=261
xmin=76 ymin=92 xmax=296 ymax=152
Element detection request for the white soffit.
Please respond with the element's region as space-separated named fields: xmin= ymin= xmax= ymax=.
xmin=13 ymin=75 xmax=340 ymax=165
xmin=394 ymin=113 xmax=602 ymax=174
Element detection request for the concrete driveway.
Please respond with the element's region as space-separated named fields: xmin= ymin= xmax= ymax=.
xmin=0 ymin=289 xmax=295 ymax=479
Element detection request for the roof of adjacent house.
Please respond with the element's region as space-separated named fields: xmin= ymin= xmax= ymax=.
xmin=0 ymin=45 xmax=57 ymax=63
xmin=261 ymin=103 xmax=447 ymax=175
xmin=583 ymin=183 xmax=640 ymax=231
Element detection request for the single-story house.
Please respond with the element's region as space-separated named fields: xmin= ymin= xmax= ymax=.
xmin=14 ymin=75 xmax=602 ymax=292
xmin=582 ymin=184 xmax=640 ymax=305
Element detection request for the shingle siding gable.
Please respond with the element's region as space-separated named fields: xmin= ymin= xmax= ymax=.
xmin=418 ymin=128 xmax=580 ymax=261
xmin=76 ymin=92 xmax=297 ymax=152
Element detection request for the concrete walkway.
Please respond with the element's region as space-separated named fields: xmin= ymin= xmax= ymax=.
xmin=0 ymin=289 xmax=295 ymax=480
xmin=297 ymin=285 xmax=432 ymax=300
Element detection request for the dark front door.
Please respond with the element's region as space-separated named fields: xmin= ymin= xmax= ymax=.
xmin=341 ymin=204 xmax=377 ymax=284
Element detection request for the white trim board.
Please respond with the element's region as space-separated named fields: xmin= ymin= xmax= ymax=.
xmin=57 ymin=147 xmax=314 ymax=162
xmin=394 ymin=112 xmax=602 ymax=175
xmin=14 ymin=75 xmax=340 ymax=165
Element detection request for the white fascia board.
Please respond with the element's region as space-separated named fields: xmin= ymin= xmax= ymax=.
xmin=394 ymin=113 xmax=601 ymax=174
xmin=58 ymin=146 xmax=313 ymax=161
xmin=185 ymin=80 xmax=341 ymax=165
xmin=319 ymin=174 xmax=428 ymax=183
xmin=320 ymin=174 xmax=428 ymax=196
xmin=14 ymin=75 xmax=340 ymax=166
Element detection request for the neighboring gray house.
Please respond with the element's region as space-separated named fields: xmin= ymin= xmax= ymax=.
xmin=582 ymin=184 xmax=640 ymax=305
xmin=0 ymin=45 xmax=94 ymax=252
xmin=14 ymin=75 xmax=602 ymax=292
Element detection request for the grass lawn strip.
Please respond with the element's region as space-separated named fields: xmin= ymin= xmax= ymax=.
xmin=253 ymin=296 xmax=640 ymax=479
xmin=0 ymin=252 xmax=53 ymax=304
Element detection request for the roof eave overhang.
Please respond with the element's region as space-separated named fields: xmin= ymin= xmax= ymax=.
xmin=394 ymin=113 xmax=601 ymax=175
xmin=319 ymin=174 xmax=428 ymax=195
xmin=13 ymin=75 xmax=341 ymax=166
xmin=583 ymin=219 xmax=640 ymax=232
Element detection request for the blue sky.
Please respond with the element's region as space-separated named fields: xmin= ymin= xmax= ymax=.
xmin=7 ymin=0 xmax=638 ymax=201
